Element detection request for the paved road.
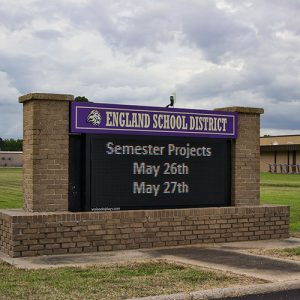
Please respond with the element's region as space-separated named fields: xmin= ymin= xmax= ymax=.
xmin=153 ymin=246 xmax=300 ymax=281
xmin=226 ymin=288 xmax=300 ymax=300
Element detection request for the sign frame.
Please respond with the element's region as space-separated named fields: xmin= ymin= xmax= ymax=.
xmin=70 ymin=102 xmax=237 ymax=139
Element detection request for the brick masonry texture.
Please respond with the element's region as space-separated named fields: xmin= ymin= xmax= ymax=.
xmin=0 ymin=206 xmax=289 ymax=257
xmin=216 ymin=107 xmax=264 ymax=206
xmin=19 ymin=93 xmax=74 ymax=212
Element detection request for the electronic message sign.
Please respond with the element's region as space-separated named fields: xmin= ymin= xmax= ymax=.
xmin=69 ymin=102 xmax=237 ymax=211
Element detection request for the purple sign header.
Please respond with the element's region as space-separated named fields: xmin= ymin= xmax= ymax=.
xmin=70 ymin=102 xmax=237 ymax=139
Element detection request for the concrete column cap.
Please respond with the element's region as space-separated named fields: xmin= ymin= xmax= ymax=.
xmin=215 ymin=106 xmax=264 ymax=114
xmin=19 ymin=93 xmax=74 ymax=103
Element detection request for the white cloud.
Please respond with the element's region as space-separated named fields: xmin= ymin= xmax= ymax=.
xmin=0 ymin=71 xmax=22 ymax=138
xmin=0 ymin=0 xmax=300 ymax=138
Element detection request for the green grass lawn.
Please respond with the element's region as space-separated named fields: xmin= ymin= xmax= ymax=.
xmin=0 ymin=168 xmax=22 ymax=209
xmin=260 ymin=172 xmax=300 ymax=232
xmin=0 ymin=261 xmax=260 ymax=300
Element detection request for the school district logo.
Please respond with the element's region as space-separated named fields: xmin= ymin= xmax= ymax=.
xmin=87 ymin=109 xmax=101 ymax=126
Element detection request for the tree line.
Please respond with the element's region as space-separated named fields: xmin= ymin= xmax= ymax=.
xmin=0 ymin=138 xmax=23 ymax=151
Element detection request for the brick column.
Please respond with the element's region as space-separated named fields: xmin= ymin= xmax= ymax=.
xmin=19 ymin=93 xmax=74 ymax=212
xmin=215 ymin=107 xmax=264 ymax=206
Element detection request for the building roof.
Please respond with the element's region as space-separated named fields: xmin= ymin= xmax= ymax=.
xmin=0 ymin=151 xmax=23 ymax=154
xmin=260 ymin=135 xmax=300 ymax=146
xmin=261 ymin=144 xmax=300 ymax=152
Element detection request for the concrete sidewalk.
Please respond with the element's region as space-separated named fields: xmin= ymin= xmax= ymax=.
xmin=151 ymin=240 xmax=300 ymax=282
xmin=2 ymin=238 xmax=300 ymax=299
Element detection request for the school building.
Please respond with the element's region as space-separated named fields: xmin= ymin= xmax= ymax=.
xmin=260 ymin=135 xmax=300 ymax=173
xmin=0 ymin=151 xmax=23 ymax=167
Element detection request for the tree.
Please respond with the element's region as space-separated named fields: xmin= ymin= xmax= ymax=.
xmin=0 ymin=139 xmax=23 ymax=151
xmin=74 ymin=96 xmax=89 ymax=102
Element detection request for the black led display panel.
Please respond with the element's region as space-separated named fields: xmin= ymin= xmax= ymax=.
xmin=84 ymin=134 xmax=231 ymax=211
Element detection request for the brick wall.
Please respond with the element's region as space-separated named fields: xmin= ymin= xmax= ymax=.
xmin=19 ymin=93 xmax=73 ymax=212
xmin=216 ymin=107 xmax=264 ymax=206
xmin=0 ymin=206 xmax=289 ymax=258
xmin=0 ymin=211 xmax=13 ymax=256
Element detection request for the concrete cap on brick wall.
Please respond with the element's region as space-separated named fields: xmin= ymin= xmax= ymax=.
xmin=19 ymin=93 xmax=74 ymax=103
xmin=215 ymin=106 xmax=264 ymax=114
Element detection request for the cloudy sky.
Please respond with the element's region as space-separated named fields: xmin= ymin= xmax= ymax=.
xmin=1 ymin=0 xmax=300 ymax=138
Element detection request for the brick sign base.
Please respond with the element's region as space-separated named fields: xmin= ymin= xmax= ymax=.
xmin=0 ymin=205 xmax=289 ymax=257
xmin=0 ymin=93 xmax=290 ymax=258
